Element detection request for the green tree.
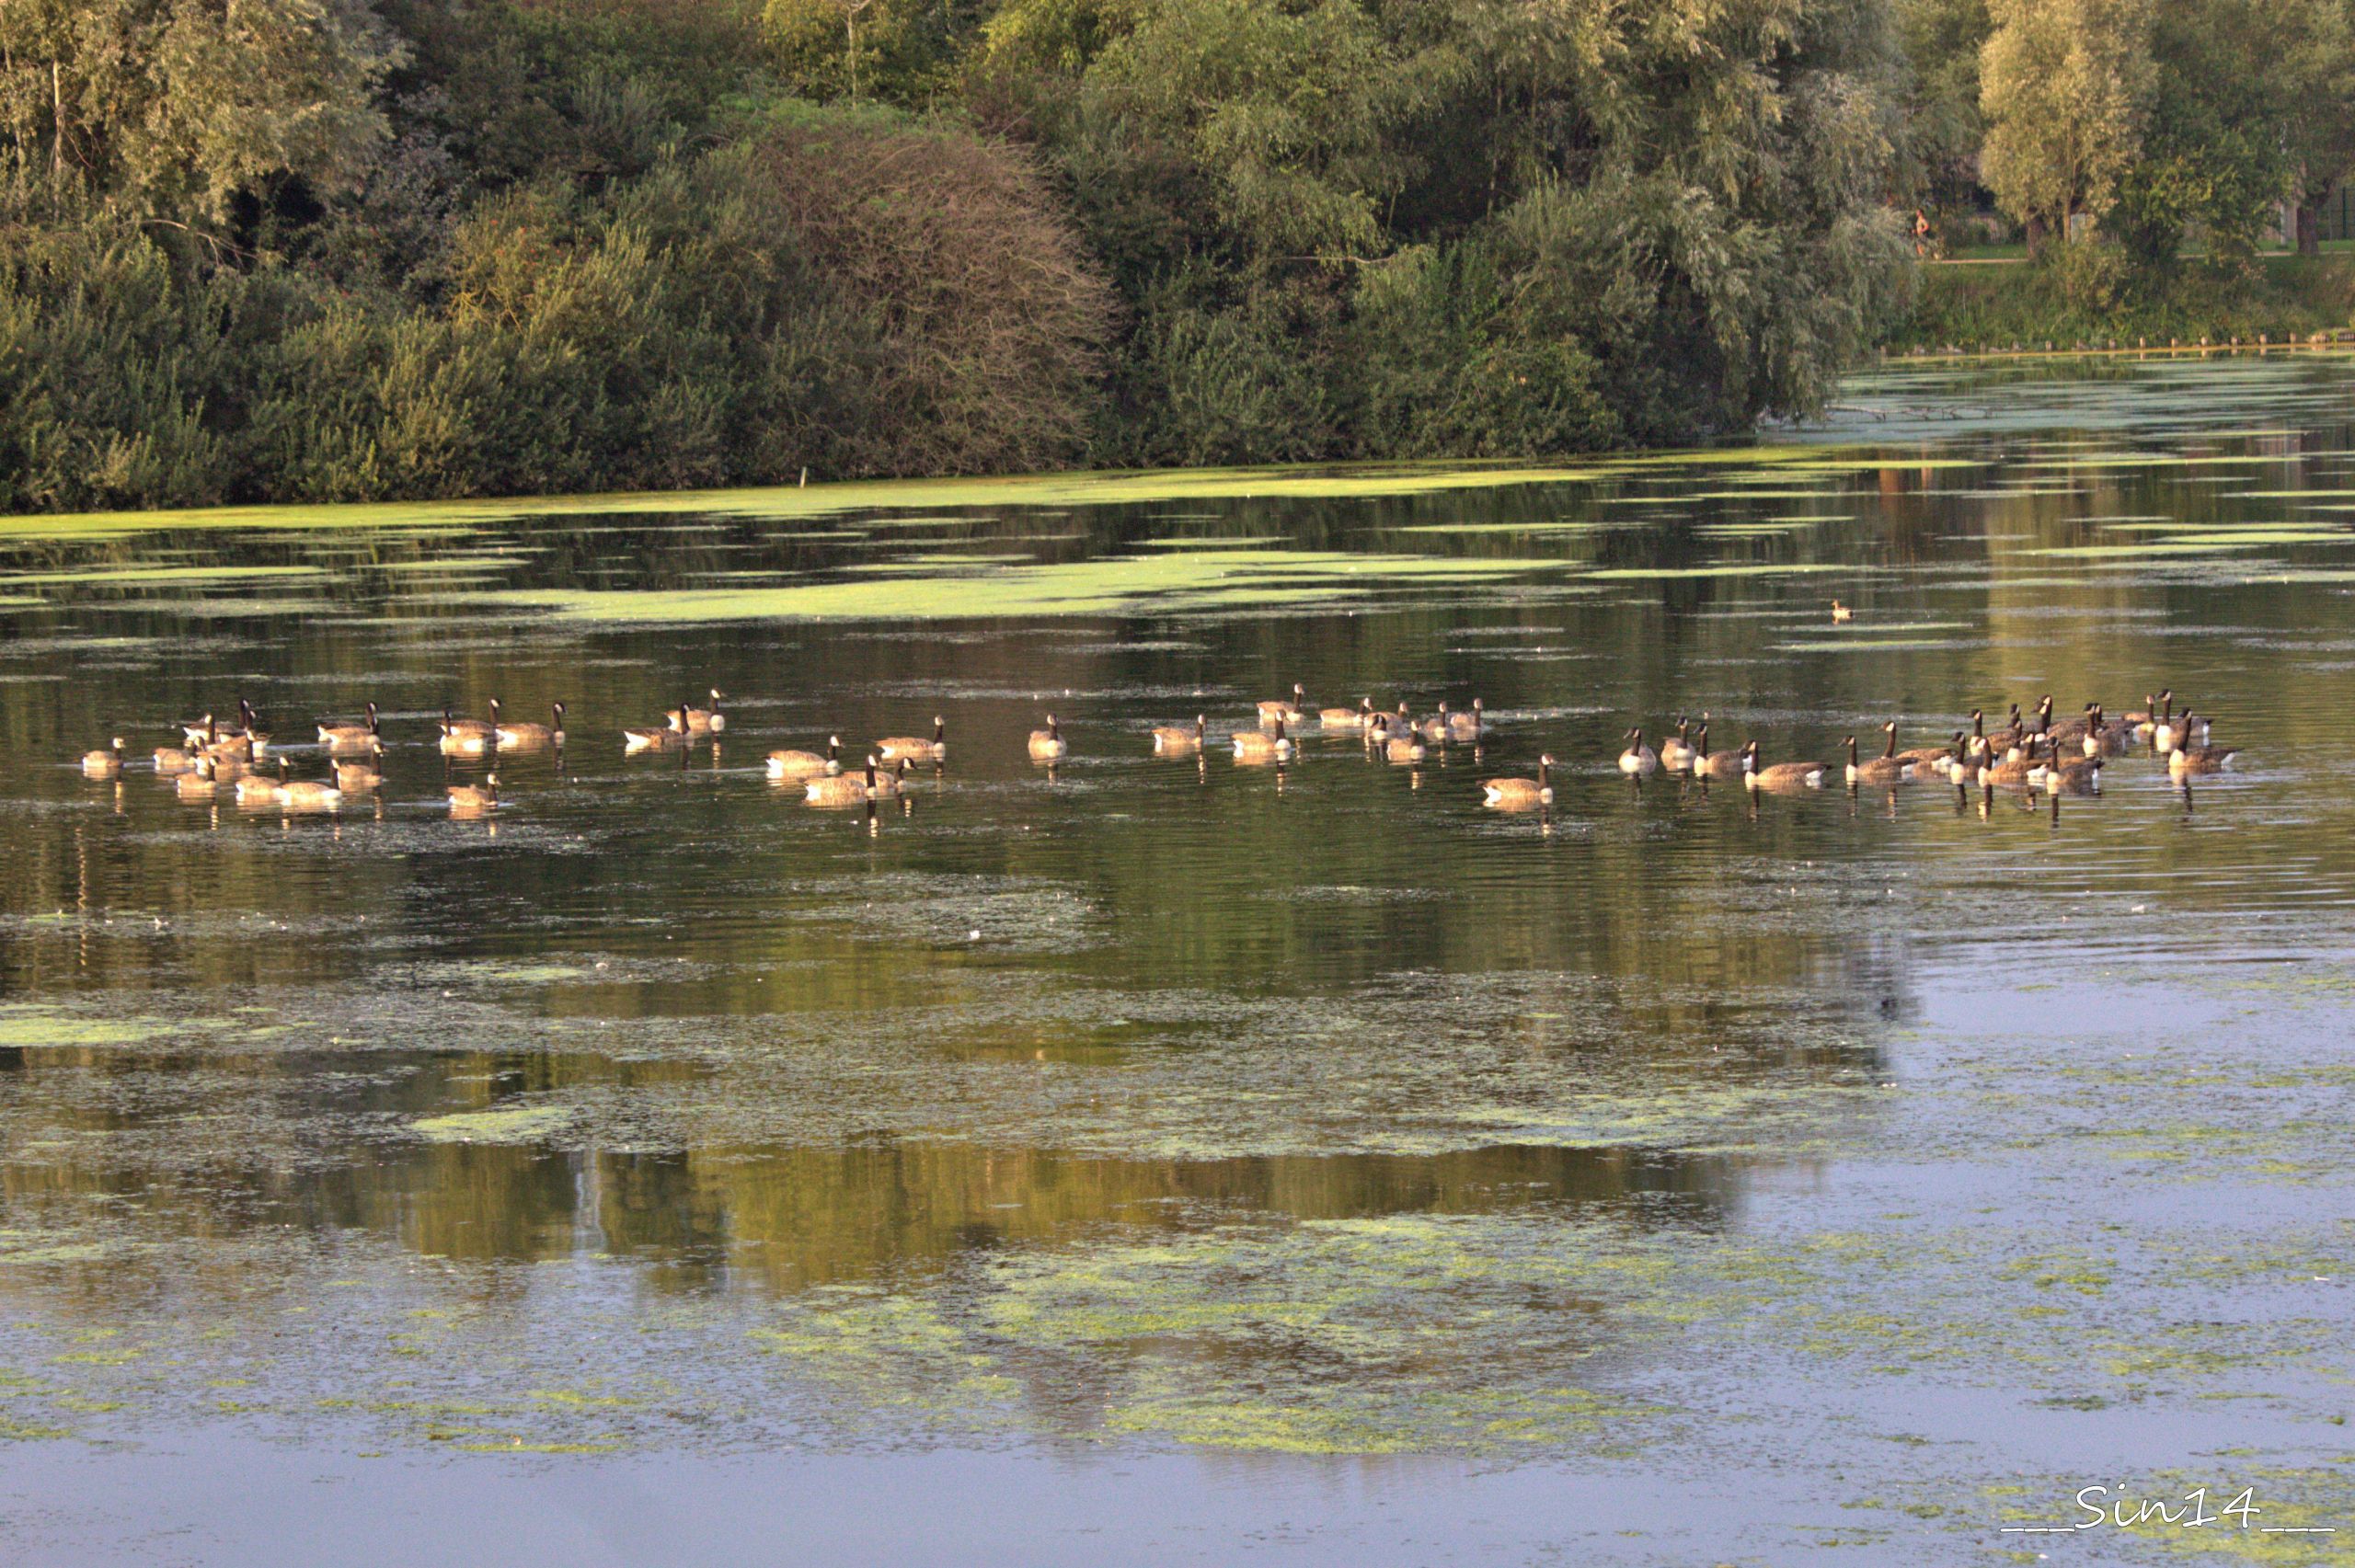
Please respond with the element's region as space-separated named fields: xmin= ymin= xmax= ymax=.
xmin=2108 ymin=0 xmax=2287 ymax=272
xmin=1897 ymin=0 xmax=1993 ymax=216
xmin=1075 ymin=0 xmax=1453 ymax=269
xmin=1980 ymin=0 xmax=2156 ymax=249
xmin=0 ymin=0 xmax=402 ymax=238
xmin=2276 ymin=0 xmax=2355 ymax=254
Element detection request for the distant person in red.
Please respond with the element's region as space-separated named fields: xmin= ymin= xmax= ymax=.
xmin=1913 ymin=209 xmax=1932 ymax=258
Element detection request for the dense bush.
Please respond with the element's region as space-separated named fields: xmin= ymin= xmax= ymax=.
xmin=0 ymin=115 xmax=1113 ymax=510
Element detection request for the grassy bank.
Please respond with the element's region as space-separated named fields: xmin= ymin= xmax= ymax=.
xmin=1881 ymin=252 xmax=2355 ymax=352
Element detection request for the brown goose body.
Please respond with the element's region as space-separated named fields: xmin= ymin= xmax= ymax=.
xmin=1482 ymin=755 xmax=1554 ymax=809
xmin=1028 ymin=715 xmax=1069 ymax=761
xmin=1844 ymin=733 xmax=1912 ymax=785
xmin=805 ymin=757 xmax=879 ymax=806
xmin=276 ymin=780 xmax=343 ymax=810
xmin=1233 ymin=716 xmax=1293 ymax=762
xmin=440 ymin=702 xmax=500 ymax=753
xmin=768 ymin=737 xmax=842 ymax=780
xmin=335 ymin=745 xmax=385 ymax=791
xmin=1152 ymin=716 xmax=1207 ymax=753
xmin=878 ymin=718 xmax=946 ymax=761
xmin=497 ymin=702 xmax=567 ymax=750
xmin=1257 ymin=684 xmax=1305 ymax=726
xmin=447 ymin=773 xmax=500 ymax=813
xmin=1659 ymin=717 xmax=1695 ymax=771
xmin=318 ymin=703 xmax=380 ymax=748
xmin=667 ymin=689 xmax=727 ymax=733
xmin=2166 ymin=715 xmax=2235 ymax=773
xmin=1689 ymin=727 xmax=1744 ymax=779
xmin=1743 ymin=742 xmax=1827 ymax=791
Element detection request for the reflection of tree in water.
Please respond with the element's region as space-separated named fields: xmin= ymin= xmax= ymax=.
xmin=610 ymin=1138 xmax=1744 ymax=1297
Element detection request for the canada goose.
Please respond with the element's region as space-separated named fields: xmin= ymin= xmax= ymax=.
xmin=1381 ymin=727 xmax=1427 ymax=763
xmin=1961 ymin=709 xmax=1990 ymax=761
xmin=1416 ymin=704 xmax=1459 ymax=744
xmin=496 ymin=702 xmax=566 ymax=750
xmin=1690 ymin=725 xmax=1744 ymax=779
xmin=805 ymin=756 xmax=879 ymax=806
xmin=1319 ymin=697 xmax=1373 ymax=730
xmin=2044 ymin=750 xmax=2103 ymax=794
xmin=1152 ymin=715 xmax=1207 ymax=753
xmin=235 ymin=761 xmax=282 ymax=805
xmin=767 ymin=735 xmax=842 ymax=780
xmin=276 ymin=779 xmax=342 ymax=811
xmin=1257 ymin=684 xmax=1305 ymax=726
xmin=1895 ymin=730 xmax=1959 ymax=773
xmin=237 ymin=700 xmax=272 ymax=753
xmin=1618 ymin=728 xmax=1659 ymax=775
xmin=868 ymin=757 xmax=910 ymax=797
xmin=1028 ymin=715 xmax=1069 ymax=761
xmin=317 ymin=703 xmax=380 ymax=747
xmin=440 ymin=702 xmax=499 ymax=754
xmin=623 ymin=711 xmax=680 ymax=751
xmin=877 ymin=717 xmax=946 ymax=761
xmin=1742 ymin=742 xmax=1827 ymax=791
xmin=2047 ymin=699 xmax=2106 ymax=747
xmin=335 ymin=742 xmax=385 ymax=791
xmin=2093 ymin=704 xmax=2136 ymax=750
xmin=1447 ymin=699 xmax=1488 ymax=741
xmin=175 ymin=760 xmax=219 ymax=798
xmin=1482 ymin=754 xmax=1554 ymax=809
xmin=1976 ymin=736 xmax=2044 ymax=786
xmin=202 ymin=738 xmax=254 ymax=772
xmin=185 ymin=698 xmax=267 ymax=754
xmin=198 ymin=707 xmax=255 ymax=760
xmin=1989 ymin=704 xmax=2028 ymax=761
xmin=1659 ymin=716 xmax=1695 ymax=771
xmin=2166 ymin=716 xmax=2236 ymax=773
xmin=81 ymin=738 xmax=125 ymax=778
xmin=447 ymin=773 xmax=500 ymax=813
xmin=153 ymin=742 xmax=199 ymax=773
xmin=1844 ymin=728 xmax=1913 ymax=785
xmin=1831 ymin=600 xmax=1854 ymax=623
xmin=1233 ymin=715 xmax=1293 ymax=762
xmin=2149 ymin=691 xmax=2180 ymax=750
xmin=667 ymin=689 xmax=726 ymax=733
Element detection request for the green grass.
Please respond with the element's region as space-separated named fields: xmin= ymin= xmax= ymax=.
xmin=1884 ymin=253 xmax=2355 ymax=353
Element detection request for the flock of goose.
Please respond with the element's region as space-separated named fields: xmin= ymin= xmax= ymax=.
xmin=74 ymin=679 xmax=2238 ymax=818
xmin=1124 ymin=685 xmax=2235 ymax=808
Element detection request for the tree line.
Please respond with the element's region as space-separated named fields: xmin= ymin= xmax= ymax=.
xmin=1908 ymin=0 xmax=2355 ymax=266
xmin=1 ymin=0 xmax=2349 ymax=514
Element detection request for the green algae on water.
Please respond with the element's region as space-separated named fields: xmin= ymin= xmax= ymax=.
xmin=482 ymin=550 xmax=1567 ymax=624
xmin=411 ymin=1104 xmax=574 ymax=1144
xmin=0 ymin=565 xmax=327 ymax=589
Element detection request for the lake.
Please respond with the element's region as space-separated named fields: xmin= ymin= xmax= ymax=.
xmin=1 ymin=354 xmax=2349 ymax=1563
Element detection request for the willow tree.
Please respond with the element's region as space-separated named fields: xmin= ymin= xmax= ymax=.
xmin=984 ymin=0 xmax=1911 ymax=463
xmin=1979 ymin=0 xmax=2156 ymax=249
xmin=0 ymin=0 xmax=401 ymax=241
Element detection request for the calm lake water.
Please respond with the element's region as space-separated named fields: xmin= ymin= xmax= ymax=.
xmin=3 ymin=355 xmax=2352 ymax=1563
